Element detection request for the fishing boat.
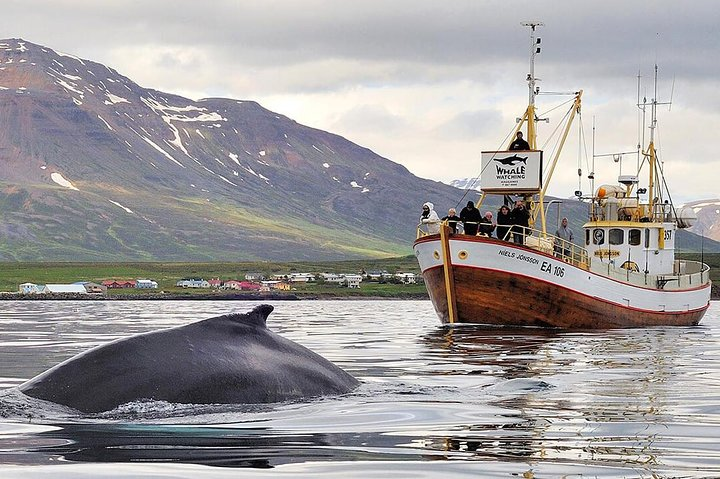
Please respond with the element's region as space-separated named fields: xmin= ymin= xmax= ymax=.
xmin=413 ymin=23 xmax=712 ymax=328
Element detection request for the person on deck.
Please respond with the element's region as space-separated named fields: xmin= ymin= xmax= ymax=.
xmin=554 ymin=217 xmax=574 ymax=258
xmin=441 ymin=208 xmax=462 ymax=234
xmin=509 ymin=131 xmax=530 ymax=150
xmin=420 ymin=202 xmax=440 ymax=234
xmin=511 ymin=201 xmax=530 ymax=245
xmin=459 ymin=201 xmax=482 ymax=236
xmin=496 ymin=205 xmax=513 ymax=241
xmin=479 ymin=211 xmax=496 ymax=237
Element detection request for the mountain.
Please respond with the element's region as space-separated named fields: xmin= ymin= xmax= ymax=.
xmin=0 ymin=39 xmax=462 ymax=261
xmin=684 ymin=199 xmax=720 ymax=243
xmin=447 ymin=177 xmax=481 ymax=191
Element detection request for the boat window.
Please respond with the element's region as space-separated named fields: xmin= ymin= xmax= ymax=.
xmin=609 ymin=228 xmax=624 ymax=245
xmin=629 ymin=229 xmax=641 ymax=246
xmin=644 ymin=228 xmax=650 ymax=248
xmin=592 ymin=228 xmax=605 ymax=245
xmin=585 ymin=229 xmax=590 ymax=246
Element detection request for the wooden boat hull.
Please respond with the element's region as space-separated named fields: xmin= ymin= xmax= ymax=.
xmin=414 ymin=235 xmax=710 ymax=328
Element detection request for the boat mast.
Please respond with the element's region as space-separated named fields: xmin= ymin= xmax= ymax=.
xmin=641 ymin=64 xmax=670 ymax=221
xmin=522 ymin=21 xmax=543 ymax=149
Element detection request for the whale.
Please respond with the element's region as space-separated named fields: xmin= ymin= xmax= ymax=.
xmin=494 ymin=155 xmax=528 ymax=166
xmin=19 ymin=304 xmax=359 ymax=413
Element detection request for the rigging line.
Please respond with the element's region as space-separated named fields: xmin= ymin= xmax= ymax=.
xmin=539 ymin=102 xmax=573 ymax=151
xmin=579 ymin=114 xmax=593 ymax=191
xmin=578 ymin=112 xmax=590 ymax=192
xmin=536 ymin=96 xmax=575 ymax=119
xmin=540 ymin=108 xmax=574 ymax=187
xmin=655 ymin=152 xmax=679 ymax=221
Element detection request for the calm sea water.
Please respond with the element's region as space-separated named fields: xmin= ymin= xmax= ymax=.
xmin=0 ymin=300 xmax=719 ymax=478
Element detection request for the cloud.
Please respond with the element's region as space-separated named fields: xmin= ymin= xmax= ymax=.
xmin=331 ymin=104 xmax=408 ymax=135
xmin=2 ymin=0 xmax=719 ymax=201
xmin=434 ymin=109 xmax=503 ymax=141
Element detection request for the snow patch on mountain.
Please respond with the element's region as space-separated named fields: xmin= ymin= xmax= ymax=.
xmin=448 ymin=177 xmax=481 ymax=191
xmin=108 ymin=200 xmax=134 ymax=214
xmin=51 ymin=172 xmax=79 ymax=190
xmin=105 ymin=92 xmax=129 ymax=105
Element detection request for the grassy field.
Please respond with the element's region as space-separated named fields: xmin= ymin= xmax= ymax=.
xmin=0 ymin=256 xmax=424 ymax=297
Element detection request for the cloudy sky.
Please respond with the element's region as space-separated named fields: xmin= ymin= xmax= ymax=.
xmin=2 ymin=0 xmax=719 ymax=202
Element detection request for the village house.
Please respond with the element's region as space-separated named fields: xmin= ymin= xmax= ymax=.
xmin=102 ymin=280 xmax=136 ymax=289
xmin=19 ymin=283 xmax=46 ymax=294
xmin=344 ymin=274 xmax=363 ymax=289
xmin=244 ymin=273 xmax=265 ymax=281
xmin=319 ymin=273 xmax=345 ymax=284
xmin=136 ymin=279 xmax=159 ymax=289
xmin=289 ymin=273 xmax=315 ymax=283
xmin=75 ymin=281 xmax=108 ymax=294
xmin=208 ymin=278 xmax=223 ymax=288
xmin=176 ymin=278 xmax=210 ymax=288
xmin=366 ymin=270 xmax=393 ymax=281
xmin=261 ymin=280 xmax=292 ymax=291
xmin=223 ymin=280 xmax=262 ymax=291
xmin=394 ymin=273 xmax=417 ymax=284
xmin=45 ymin=284 xmax=88 ymax=294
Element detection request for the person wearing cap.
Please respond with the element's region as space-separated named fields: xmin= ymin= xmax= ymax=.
xmin=459 ymin=201 xmax=482 ymax=236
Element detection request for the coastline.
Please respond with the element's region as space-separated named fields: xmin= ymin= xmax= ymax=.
xmin=1 ymin=291 xmax=432 ymax=301
xmin=2 ymin=288 xmax=716 ymax=301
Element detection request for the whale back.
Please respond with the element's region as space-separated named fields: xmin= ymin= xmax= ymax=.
xmin=19 ymin=304 xmax=359 ymax=413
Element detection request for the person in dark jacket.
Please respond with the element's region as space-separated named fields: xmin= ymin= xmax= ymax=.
xmin=509 ymin=131 xmax=530 ymax=150
xmin=478 ymin=211 xmax=496 ymax=237
xmin=511 ymin=200 xmax=530 ymax=244
xmin=496 ymin=205 xmax=513 ymax=241
xmin=441 ymin=208 xmax=462 ymax=234
xmin=459 ymin=201 xmax=482 ymax=235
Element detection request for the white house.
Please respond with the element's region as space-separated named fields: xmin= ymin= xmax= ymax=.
xmin=394 ymin=273 xmax=417 ymax=284
xmin=176 ymin=278 xmax=209 ymax=288
xmin=19 ymin=282 xmax=44 ymax=294
xmin=320 ymin=273 xmax=345 ymax=284
xmin=289 ymin=273 xmax=315 ymax=283
xmin=136 ymin=279 xmax=159 ymax=289
xmin=344 ymin=274 xmax=363 ymax=289
xmin=46 ymin=284 xmax=88 ymax=294
xmin=366 ymin=270 xmax=393 ymax=281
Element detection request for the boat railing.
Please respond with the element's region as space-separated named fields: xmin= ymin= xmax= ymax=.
xmin=590 ymin=258 xmax=711 ymax=290
xmin=513 ymin=226 xmax=590 ymax=269
xmin=416 ymin=222 xmax=590 ymax=268
xmin=416 ymin=221 xmax=441 ymax=238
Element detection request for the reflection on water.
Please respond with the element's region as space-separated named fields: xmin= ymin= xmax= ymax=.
xmin=0 ymin=300 xmax=719 ymax=478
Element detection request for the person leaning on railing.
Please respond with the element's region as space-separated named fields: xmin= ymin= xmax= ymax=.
xmin=496 ymin=205 xmax=513 ymax=241
xmin=479 ymin=211 xmax=496 ymax=237
xmin=420 ymin=201 xmax=441 ymax=234
xmin=460 ymin=201 xmax=482 ymax=236
xmin=511 ymin=201 xmax=530 ymax=245
xmin=442 ymin=208 xmax=462 ymax=234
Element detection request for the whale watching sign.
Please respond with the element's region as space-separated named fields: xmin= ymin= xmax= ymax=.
xmin=480 ymin=150 xmax=543 ymax=193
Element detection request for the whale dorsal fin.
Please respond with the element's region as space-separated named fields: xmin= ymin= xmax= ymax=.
xmin=228 ymin=304 xmax=274 ymax=328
